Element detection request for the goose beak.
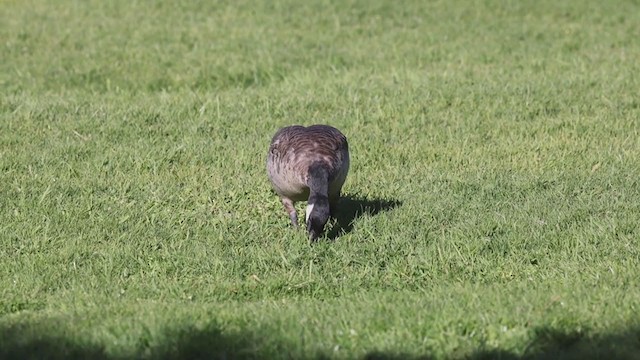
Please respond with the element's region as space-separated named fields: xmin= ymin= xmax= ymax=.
xmin=308 ymin=229 xmax=320 ymax=243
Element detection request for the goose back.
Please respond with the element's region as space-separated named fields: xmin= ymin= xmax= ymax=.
xmin=267 ymin=125 xmax=349 ymax=201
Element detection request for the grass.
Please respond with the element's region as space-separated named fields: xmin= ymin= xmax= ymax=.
xmin=1 ymin=0 xmax=640 ymax=358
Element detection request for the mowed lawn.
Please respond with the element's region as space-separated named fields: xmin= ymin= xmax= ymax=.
xmin=1 ymin=0 xmax=640 ymax=358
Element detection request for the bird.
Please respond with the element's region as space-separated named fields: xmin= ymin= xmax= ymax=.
xmin=267 ymin=124 xmax=350 ymax=242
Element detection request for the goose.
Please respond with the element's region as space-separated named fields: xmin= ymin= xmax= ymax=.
xmin=267 ymin=125 xmax=350 ymax=242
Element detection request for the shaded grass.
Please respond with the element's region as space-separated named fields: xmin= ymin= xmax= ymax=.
xmin=1 ymin=290 xmax=639 ymax=359
xmin=5 ymin=323 xmax=638 ymax=360
xmin=326 ymin=195 xmax=403 ymax=240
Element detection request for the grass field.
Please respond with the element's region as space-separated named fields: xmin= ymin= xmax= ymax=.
xmin=2 ymin=0 xmax=640 ymax=358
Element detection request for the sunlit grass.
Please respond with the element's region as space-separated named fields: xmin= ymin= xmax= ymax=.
xmin=1 ymin=0 xmax=639 ymax=358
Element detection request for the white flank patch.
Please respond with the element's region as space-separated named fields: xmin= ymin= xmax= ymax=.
xmin=306 ymin=203 xmax=315 ymax=222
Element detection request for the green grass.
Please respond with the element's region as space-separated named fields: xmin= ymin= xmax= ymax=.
xmin=2 ymin=0 xmax=640 ymax=358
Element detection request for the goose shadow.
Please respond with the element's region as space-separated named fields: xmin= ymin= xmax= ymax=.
xmin=326 ymin=194 xmax=402 ymax=240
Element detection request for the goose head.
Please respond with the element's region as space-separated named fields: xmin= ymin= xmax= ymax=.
xmin=306 ymin=194 xmax=330 ymax=242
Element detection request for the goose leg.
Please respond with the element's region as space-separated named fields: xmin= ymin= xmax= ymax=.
xmin=281 ymin=198 xmax=298 ymax=228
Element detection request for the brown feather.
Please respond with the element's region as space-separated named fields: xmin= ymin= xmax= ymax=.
xmin=266 ymin=124 xmax=350 ymax=229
